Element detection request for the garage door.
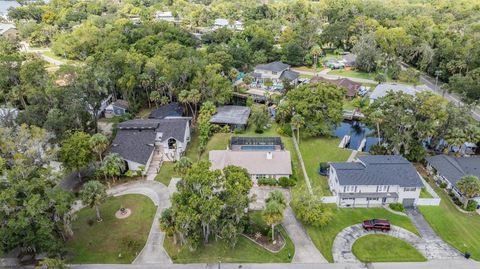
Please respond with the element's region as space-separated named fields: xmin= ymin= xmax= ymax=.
xmin=402 ymin=198 xmax=415 ymax=208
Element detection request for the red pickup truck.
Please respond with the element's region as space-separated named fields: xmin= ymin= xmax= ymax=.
xmin=362 ymin=219 xmax=391 ymax=231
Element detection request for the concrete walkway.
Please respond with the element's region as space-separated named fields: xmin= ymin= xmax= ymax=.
xmin=406 ymin=209 xmax=462 ymax=259
xmin=282 ymin=207 xmax=327 ymax=263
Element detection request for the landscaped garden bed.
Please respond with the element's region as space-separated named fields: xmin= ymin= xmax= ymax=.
xmin=244 ymin=212 xmax=286 ymax=252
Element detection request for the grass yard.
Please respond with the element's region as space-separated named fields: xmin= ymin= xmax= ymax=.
xmin=352 ymin=234 xmax=426 ymax=262
xmin=185 ymin=130 xmax=230 ymax=161
xmin=419 ymin=178 xmax=480 ymax=260
xmin=164 ymin=211 xmax=295 ymax=263
xmin=155 ymin=162 xmax=177 ymax=186
xmin=419 ymin=187 xmax=433 ymax=198
xmin=298 ymin=136 xmax=351 ymax=195
xmin=136 ymin=107 xmax=155 ymax=119
xmin=66 ymin=195 xmax=156 ymax=263
xmin=305 ymin=206 xmax=419 ymax=263
xmin=327 ymin=69 xmax=377 ymax=80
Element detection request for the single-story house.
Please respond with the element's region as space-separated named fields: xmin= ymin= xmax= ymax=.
xmin=370 ymin=83 xmax=428 ymax=102
xmin=212 ymin=18 xmax=243 ymax=31
xmin=105 ymin=100 xmax=129 ymax=118
xmin=149 ymin=102 xmax=184 ymax=119
xmin=109 ymin=118 xmax=191 ymax=172
xmin=341 ymin=53 xmax=356 ymax=67
xmin=251 ymin=62 xmax=300 ymax=86
xmin=0 ymin=23 xmax=18 ymax=39
xmin=324 ymin=59 xmax=345 ymax=69
xmin=209 ymin=136 xmax=292 ymax=181
xmin=210 ymin=105 xmax=251 ymax=130
xmin=155 ymin=11 xmax=181 ymax=23
xmin=426 ymin=155 xmax=480 ymax=203
xmin=310 ymin=77 xmax=361 ymax=99
xmin=329 ymin=155 xmax=424 ymax=208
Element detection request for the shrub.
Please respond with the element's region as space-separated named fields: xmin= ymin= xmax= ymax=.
xmin=439 ymin=182 xmax=447 ymax=188
xmin=466 ymin=200 xmax=478 ymax=212
xmin=233 ymin=128 xmax=244 ymax=134
xmin=389 ymin=203 xmax=405 ymax=213
xmin=254 ymin=129 xmax=264 ymax=134
xmin=87 ymin=219 xmax=95 ymax=226
xmin=278 ymin=176 xmax=296 ymax=187
xmin=258 ymin=177 xmax=278 ymax=186
xmin=448 ymin=191 xmax=455 ymax=197
xmin=276 ymin=123 xmax=292 ymax=137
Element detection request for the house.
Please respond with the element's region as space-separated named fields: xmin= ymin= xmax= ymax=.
xmin=341 ymin=53 xmax=357 ymax=67
xmin=105 ymin=100 xmax=129 ymax=118
xmin=109 ymin=118 xmax=191 ymax=172
xmin=155 ymin=11 xmax=181 ymax=24
xmin=324 ymin=59 xmax=345 ymax=69
xmin=212 ymin=18 xmax=243 ymax=31
xmin=426 ymin=155 xmax=480 ymax=203
xmin=251 ymin=62 xmax=300 ymax=89
xmin=370 ymin=83 xmax=428 ymax=102
xmin=210 ymin=105 xmax=251 ymax=130
xmin=329 ymin=155 xmax=424 ymax=208
xmin=0 ymin=23 xmax=18 ymax=39
xmin=149 ymin=102 xmax=184 ymax=119
xmin=310 ymin=77 xmax=361 ymax=99
xmin=209 ymin=136 xmax=292 ymax=181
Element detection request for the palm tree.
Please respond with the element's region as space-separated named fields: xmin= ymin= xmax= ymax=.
xmin=310 ymin=45 xmax=323 ymax=68
xmin=90 ymin=133 xmax=109 ymax=162
xmin=100 ymin=153 xmax=125 ymax=183
xmin=369 ymin=110 xmax=384 ymax=145
xmin=263 ymin=190 xmax=287 ymax=243
xmin=149 ymin=91 xmax=161 ymax=108
xmin=456 ymin=176 xmax=480 ymax=209
xmin=291 ymin=114 xmax=305 ymax=145
xmin=80 ymin=180 xmax=108 ymax=222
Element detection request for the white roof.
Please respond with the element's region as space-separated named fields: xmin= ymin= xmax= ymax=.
xmin=214 ymin=18 xmax=229 ymax=26
xmin=209 ymin=150 xmax=292 ymax=175
xmin=156 ymin=11 xmax=173 ymax=17
xmin=370 ymin=83 xmax=428 ymax=101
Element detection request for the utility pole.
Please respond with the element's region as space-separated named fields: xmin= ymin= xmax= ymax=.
xmin=434 ymin=70 xmax=443 ymax=96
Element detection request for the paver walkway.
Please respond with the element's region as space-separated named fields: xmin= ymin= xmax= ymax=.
xmin=282 ymin=207 xmax=327 ymax=263
xmin=406 ymin=209 xmax=462 ymax=259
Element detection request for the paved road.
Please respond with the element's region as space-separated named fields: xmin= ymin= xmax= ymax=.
xmin=20 ymin=41 xmax=66 ymax=66
xmin=406 ymin=209 xmax=462 ymax=259
xmin=282 ymin=207 xmax=327 ymax=263
xmin=64 ymin=259 xmax=479 ymax=269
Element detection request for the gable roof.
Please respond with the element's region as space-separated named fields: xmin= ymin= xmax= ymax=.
xmin=426 ymin=155 xmax=480 ymax=188
xmin=330 ymin=155 xmax=424 ymax=187
xmin=280 ymin=70 xmax=300 ymax=81
xmin=370 ymin=83 xmax=428 ymax=101
xmin=112 ymin=99 xmax=129 ymax=110
xmin=210 ymin=105 xmax=251 ymax=125
xmin=209 ymin=150 xmax=292 ymax=175
xmin=254 ymin=62 xmax=290 ymax=73
xmin=311 ymin=77 xmax=361 ymax=97
xmin=149 ymin=102 xmax=184 ymax=119
xmin=0 ymin=23 xmax=15 ymax=35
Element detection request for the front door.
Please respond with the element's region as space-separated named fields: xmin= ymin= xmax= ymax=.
xmin=382 ymin=197 xmax=387 ymax=205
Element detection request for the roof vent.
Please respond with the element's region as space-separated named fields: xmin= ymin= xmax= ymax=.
xmin=266 ymin=152 xmax=273 ymax=160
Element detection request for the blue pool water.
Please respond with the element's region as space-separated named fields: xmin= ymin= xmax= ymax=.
xmin=333 ymin=121 xmax=379 ymax=152
xmin=240 ymin=145 xmax=276 ymax=151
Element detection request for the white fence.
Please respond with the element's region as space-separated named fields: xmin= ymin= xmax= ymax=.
xmin=417 ymin=198 xmax=441 ymax=206
xmin=320 ymin=196 xmax=337 ymax=204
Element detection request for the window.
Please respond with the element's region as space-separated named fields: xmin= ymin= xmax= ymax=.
xmin=343 ymin=185 xmax=355 ymax=192
xmin=404 ymin=187 xmax=416 ymax=192
xmin=168 ymin=138 xmax=177 ymax=150
xmin=272 ymin=71 xmax=277 ymax=75
xmin=378 ymin=185 xmax=388 ymax=192
xmin=367 ymin=198 xmax=379 ymax=201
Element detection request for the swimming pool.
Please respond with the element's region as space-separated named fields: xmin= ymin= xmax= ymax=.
xmin=240 ymin=145 xmax=276 ymax=151
xmin=333 ymin=121 xmax=379 ymax=152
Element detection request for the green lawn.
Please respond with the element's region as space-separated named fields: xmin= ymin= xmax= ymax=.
xmin=352 ymin=234 xmax=426 ymax=262
xmin=164 ymin=211 xmax=295 ymax=263
xmin=419 ymin=187 xmax=433 ymax=198
xmin=298 ymin=136 xmax=351 ymax=195
xmin=327 ymin=69 xmax=377 ymax=80
xmin=305 ymin=206 xmax=419 ymax=263
xmin=155 ymin=162 xmax=177 ymax=186
xmin=66 ymin=195 xmax=156 ymax=263
xmin=419 ymin=178 xmax=480 ymax=260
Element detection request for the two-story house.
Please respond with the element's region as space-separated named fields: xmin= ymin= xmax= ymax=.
xmin=109 ymin=117 xmax=190 ymax=173
xmin=251 ymin=62 xmax=300 ymax=89
xmin=329 ymin=155 xmax=424 ymax=208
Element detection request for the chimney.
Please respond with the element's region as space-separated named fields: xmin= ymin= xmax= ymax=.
xmin=266 ymin=152 xmax=273 ymax=160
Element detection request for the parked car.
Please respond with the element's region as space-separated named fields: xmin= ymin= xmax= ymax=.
xmin=362 ymin=219 xmax=391 ymax=231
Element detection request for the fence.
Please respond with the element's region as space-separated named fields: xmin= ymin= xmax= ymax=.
xmin=320 ymin=196 xmax=337 ymax=204
xmin=417 ymin=198 xmax=441 ymax=206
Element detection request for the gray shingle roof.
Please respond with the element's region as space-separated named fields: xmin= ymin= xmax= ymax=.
xmin=210 ymin=106 xmax=251 ymax=125
xmin=426 ymin=155 xmax=480 ymax=188
xmin=330 ymin=155 xmax=424 ymax=187
xmin=110 ymin=118 xmax=190 ymax=164
xmin=113 ymin=99 xmax=129 ymax=109
xmin=148 ymin=102 xmax=184 ymax=119
xmin=254 ymin=62 xmax=290 ymax=72
xmin=280 ymin=70 xmax=300 ymax=81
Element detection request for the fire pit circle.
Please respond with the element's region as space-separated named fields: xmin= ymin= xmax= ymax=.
xmin=115 ymin=208 xmax=132 ymax=219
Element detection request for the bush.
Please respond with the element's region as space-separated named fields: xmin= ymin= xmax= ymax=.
xmin=257 ymin=177 xmax=278 ymax=186
xmin=448 ymin=191 xmax=455 ymax=197
xmin=466 ymin=200 xmax=478 ymax=211
xmin=233 ymin=129 xmax=244 ymax=134
xmin=87 ymin=219 xmax=95 ymax=226
xmin=389 ymin=203 xmax=405 ymax=213
xmin=254 ymin=129 xmax=264 ymax=134
xmin=439 ymin=182 xmax=447 ymax=188
xmin=278 ymin=176 xmax=296 ymax=187
xmin=276 ymin=123 xmax=292 ymax=137
xmin=451 ymin=196 xmax=463 ymax=207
